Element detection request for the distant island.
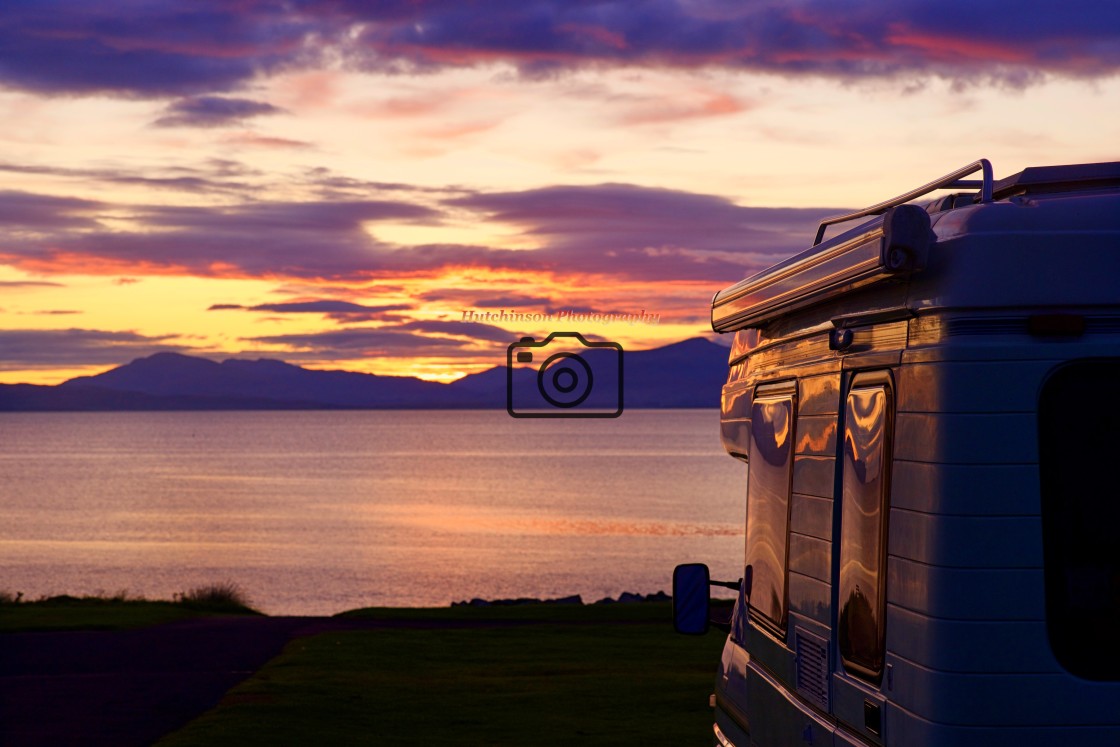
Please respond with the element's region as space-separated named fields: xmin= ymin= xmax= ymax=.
xmin=0 ymin=338 xmax=730 ymax=411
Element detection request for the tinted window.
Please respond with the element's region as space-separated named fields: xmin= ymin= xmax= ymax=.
xmin=838 ymin=378 xmax=892 ymax=680
xmin=1039 ymin=360 xmax=1120 ymax=680
xmin=746 ymin=385 xmax=796 ymax=632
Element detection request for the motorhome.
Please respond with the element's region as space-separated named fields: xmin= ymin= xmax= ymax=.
xmin=674 ymin=159 xmax=1120 ymax=746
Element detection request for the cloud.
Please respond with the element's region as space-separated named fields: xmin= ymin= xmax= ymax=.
xmin=0 ymin=195 xmax=442 ymax=280
xmin=255 ymin=300 xmax=409 ymax=314
xmin=299 ymin=167 xmax=472 ymax=199
xmin=222 ymin=133 xmax=314 ymax=149
xmin=0 ymin=328 xmax=194 ymax=369
xmin=345 ymin=1 xmax=1120 ymax=86
xmin=241 ymin=317 xmax=519 ymax=360
xmin=0 ymin=190 xmax=104 ymax=230
xmin=0 ymin=160 xmax=259 ymax=196
xmin=1 ymin=2 xmax=1119 ymax=97
xmin=617 ymin=91 xmax=749 ymax=126
xmin=0 ymin=2 xmax=319 ymax=96
xmin=209 ymin=299 xmax=414 ymax=322
xmin=447 ymin=183 xmax=840 ymax=282
xmin=0 ymin=280 xmax=65 ymax=289
xmin=0 ymin=184 xmax=837 ymax=286
xmin=394 ymin=320 xmax=515 ymax=344
xmin=153 ymin=96 xmax=285 ymax=128
xmin=209 ymin=300 xmax=408 ymax=314
xmin=245 ymin=327 xmax=488 ymax=360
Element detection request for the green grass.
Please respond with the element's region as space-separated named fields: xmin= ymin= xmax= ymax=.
xmin=174 ymin=581 xmax=257 ymax=613
xmin=157 ymin=602 xmax=727 ymax=746
xmin=0 ymin=587 xmax=261 ymax=632
xmin=337 ymin=599 xmax=691 ymax=623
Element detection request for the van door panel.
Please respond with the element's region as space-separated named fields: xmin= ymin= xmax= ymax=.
xmin=830 ymin=374 xmax=894 ymax=745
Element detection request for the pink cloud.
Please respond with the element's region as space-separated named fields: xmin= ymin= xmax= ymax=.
xmin=618 ymin=91 xmax=750 ymax=126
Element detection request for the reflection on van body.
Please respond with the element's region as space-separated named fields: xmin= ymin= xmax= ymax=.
xmin=689 ymin=160 xmax=1120 ymax=746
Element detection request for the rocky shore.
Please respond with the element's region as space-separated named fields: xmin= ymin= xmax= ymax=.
xmin=450 ymin=591 xmax=670 ymax=607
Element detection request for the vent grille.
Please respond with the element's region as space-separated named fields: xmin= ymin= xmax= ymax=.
xmin=794 ymin=627 xmax=830 ymax=712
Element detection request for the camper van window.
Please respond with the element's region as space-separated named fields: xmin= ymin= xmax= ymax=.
xmin=745 ymin=383 xmax=797 ymax=635
xmin=838 ymin=376 xmax=893 ymax=680
xmin=1039 ymin=359 xmax=1120 ymax=681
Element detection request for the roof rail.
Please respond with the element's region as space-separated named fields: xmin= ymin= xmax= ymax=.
xmin=814 ymin=159 xmax=993 ymax=245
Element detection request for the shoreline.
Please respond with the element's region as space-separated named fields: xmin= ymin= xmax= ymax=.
xmin=0 ymin=589 xmax=687 ymax=633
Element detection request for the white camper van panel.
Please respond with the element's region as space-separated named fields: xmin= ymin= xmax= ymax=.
xmin=700 ymin=160 xmax=1120 ymax=747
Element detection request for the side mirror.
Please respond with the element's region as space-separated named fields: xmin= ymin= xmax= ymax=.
xmin=673 ymin=563 xmax=711 ymax=634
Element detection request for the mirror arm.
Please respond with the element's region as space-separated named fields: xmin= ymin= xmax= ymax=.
xmin=707 ymin=571 xmax=746 ymax=634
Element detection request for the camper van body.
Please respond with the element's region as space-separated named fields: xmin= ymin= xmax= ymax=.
xmin=697 ymin=160 xmax=1120 ymax=746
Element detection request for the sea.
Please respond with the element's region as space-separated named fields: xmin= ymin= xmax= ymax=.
xmin=0 ymin=410 xmax=746 ymax=615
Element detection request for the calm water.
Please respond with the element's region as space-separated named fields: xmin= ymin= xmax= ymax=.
xmin=0 ymin=410 xmax=746 ymax=614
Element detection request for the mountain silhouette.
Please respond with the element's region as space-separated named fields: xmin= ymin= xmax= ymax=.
xmin=60 ymin=352 xmax=454 ymax=408
xmin=0 ymin=338 xmax=730 ymax=411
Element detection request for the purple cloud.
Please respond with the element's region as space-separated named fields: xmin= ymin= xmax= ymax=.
xmin=0 ymin=195 xmax=443 ymax=279
xmin=0 ymin=328 xmax=193 ymax=369
xmin=351 ymin=1 xmax=1120 ymax=85
xmin=0 ymin=191 xmax=104 ymax=230
xmin=152 ymin=96 xmax=285 ymax=128
xmin=209 ymin=300 xmax=411 ymax=314
xmin=209 ymin=299 xmax=414 ymax=322
xmin=0 ymin=280 xmax=65 ymax=289
xmin=448 ymin=183 xmax=840 ymax=281
xmin=1 ymin=2 xmax=1119 ymax=97
xmin=245 ymin=327 xmax=488 ymax=360
xmin=0 ymin=1 xmax=317 ymax=96
xmin=0 ymin=184 xmax=838 ymax=285
xmin=0 ymin=160 xmax=259 ymax=196
xmin=394 ymin=320 xmax=515 ymax=344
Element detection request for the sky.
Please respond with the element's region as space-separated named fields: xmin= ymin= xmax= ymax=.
xmin=1 ymin=1 xmax=1118 ymax=385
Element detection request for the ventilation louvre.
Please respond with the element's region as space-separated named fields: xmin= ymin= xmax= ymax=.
xmin=794 ymin=627 xmax=830 ymax=712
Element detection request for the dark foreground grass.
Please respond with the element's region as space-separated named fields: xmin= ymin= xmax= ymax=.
xmin=157 ymin=602 xmax=727 ymax=746
xmin=0 ymin=587 xmax=261 ymax=632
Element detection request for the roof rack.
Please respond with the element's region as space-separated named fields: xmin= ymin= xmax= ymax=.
xmin=992 ymin=161 xmax=1120 ymax=199
xmin=814 ymin=159 xmax=993 ymax=245
xmin=711 ymin=161 xmax=994 ymax=333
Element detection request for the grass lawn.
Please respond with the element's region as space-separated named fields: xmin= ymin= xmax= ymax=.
xmin=156 ymin=602 xmax=727 ymax=746
xmin=0 ymin=588 xmax=260 ymax=632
